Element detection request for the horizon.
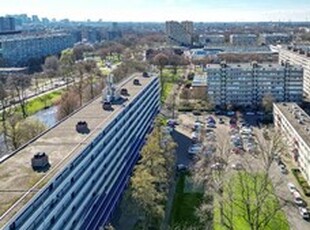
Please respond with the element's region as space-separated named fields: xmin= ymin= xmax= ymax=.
xmin=0 ymin=0 xmax=310 ymax=22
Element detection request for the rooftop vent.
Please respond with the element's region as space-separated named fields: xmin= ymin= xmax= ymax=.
xmin=31 ymin=152 xmax=50 ymax=171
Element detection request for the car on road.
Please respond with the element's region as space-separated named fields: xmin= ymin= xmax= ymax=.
xmin=299 ymin=207 xmax=310 ymax=220
xmin=177 ymin=164 xmax=188 ymax=172
xmin=287 ymin=182 xmax=297 ymax=193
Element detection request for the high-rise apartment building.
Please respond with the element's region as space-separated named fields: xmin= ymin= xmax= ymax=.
xmin=165 ymin=21 xmax=193 ymax=46
xmin=1 ymin=75 xmax=160 ymax=229
xmin=0 ymin=17 xmax=16 ymax=32
xmin=279 ymin=46 xmax=310 ymax=98
xmin=206 ymin=62 xmax=303 ymax=108
xmin=0 ymin=33 xmax=75 ymax=67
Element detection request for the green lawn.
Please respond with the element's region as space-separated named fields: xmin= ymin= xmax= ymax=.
xmin=161 ymin=82 xmax=174 ymax=103
xmin=162 ymin=68 xmax=183 ymax=83
xmin=25 ymin=90 xmax=63 ymax=115
xmin=214 ymin=173 xmax=289 ymax=230
xmin=170 ymin=173 xmax=204 ymax=228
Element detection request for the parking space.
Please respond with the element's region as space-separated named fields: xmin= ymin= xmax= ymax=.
xmin=172 ymin=111 xmax=310 ymax=229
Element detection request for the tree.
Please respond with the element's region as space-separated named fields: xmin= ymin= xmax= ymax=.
xmin=5 ymin=113 xmax=23 ymax=149
xmin=73 ymin=44 xmax=94 ymax=61
xmin=43 ymin=56 xmax=59 ymax=86
xmin=5 ymin=114 xmax=46 ymax=150
xmin=80 ymin=60 xmax=98 ymax=100
xmin=18 ymin=118 xmax=47 ymax=145
xmin=57 ymin=90 xmax=80 ymax=121
xmin=262 ymin=93 xmax=275 ymax=113
xmin=8 ymin=74 xmax=31 ymax=118
xmin=153 ymin=53 xmax=169 ymax=95
xmin=193 ymin=130 xmax=290 ymax=230
xmin=0 ymin=82 xmax=9 ymax=147
xmin=60 ymin=49 xmax=75 ymax=88
xmin=129 ymin=119 xmax=177 ymax=228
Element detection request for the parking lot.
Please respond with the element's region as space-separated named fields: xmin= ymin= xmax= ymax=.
xmin=172 ymin=111 xmax=310 ymax=230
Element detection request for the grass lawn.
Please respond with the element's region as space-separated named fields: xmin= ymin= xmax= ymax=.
xmin=170 ymin=173 xmax=204 ymax=228
xmin=25 ymin=90 xmax=63 ymax=115
xmin=161 ymin=82 xmax=174 ymax=103
xmin=214 ymin=173 xmax=289 ymax=230
xmin=162 ymin=68 xmax=183 ymax=83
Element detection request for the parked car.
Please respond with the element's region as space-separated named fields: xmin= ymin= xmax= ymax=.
xmin=188 ymin=144 xmax=203 ymax=155
xmin=211 ymin=162 xmax=224 ymax=170
xmin=219 ymin=118 xmax=224 ymax=124
xmin=287 ymin=182 xmax=297 ymax=193
xmin=227 ymin=111 xmax=235 ymax=116
xmin=280 ymin=164 xmax=288 ymax=174
xmin=231 ymin=162 xmax=243 ymax=170
xmin=299 ymin=207 xmax=310 ymax=220
xmin=293 ymin=191 xmax=305 ymax=206
xmin=246 ymin=111 xmax=255 ymax=116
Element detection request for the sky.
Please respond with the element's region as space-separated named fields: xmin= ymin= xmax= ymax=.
xmin=1 ymin=0 xmax=310 ymax=22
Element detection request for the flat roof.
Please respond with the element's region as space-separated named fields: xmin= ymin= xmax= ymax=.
xmin=0 ymin=73 xmax=156 ymax=227
xmin=204 ymin=63 xmax=302 ymax=70
xmin=275 ymin=103 xmax=310 ymax=146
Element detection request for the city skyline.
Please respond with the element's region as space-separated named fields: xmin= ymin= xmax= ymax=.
xmin=1 ymin=0 xmax=310 ymax=22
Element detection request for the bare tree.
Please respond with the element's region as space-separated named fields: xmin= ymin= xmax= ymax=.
xmin=0 ymin=82 xmax=9 ymax=147
xmin=262 ymin=93 xmax=275 ymax=113
xmin=60 ymin=49 xmax=75 ymax=88
xmin=8 ymin=74 xmax=31 ymax=118
xmin=57 ymin=90 xmax=79 ymax=120
xmin=43 ymin=56 xmax=59 ymax=86
xmin=193 ymin=130 xmax=290 ymax=230
xmin=153 ymin=53 xmax=169 ymax=94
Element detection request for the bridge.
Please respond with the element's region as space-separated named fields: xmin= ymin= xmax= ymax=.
xmin=0 ymin=73 xmax=160 ymax=229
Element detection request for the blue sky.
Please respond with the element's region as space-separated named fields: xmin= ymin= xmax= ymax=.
xmin=1 ymin=0 xmax=310 ymax=22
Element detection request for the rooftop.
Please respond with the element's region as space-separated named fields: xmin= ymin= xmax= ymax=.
xmin=0 ymin=73 xmax=156 ymax=227
xmin=275 ymin=103 xmax=310 ymax=147
xmin=204 ymin=62 xmax=302 ymax=70
xmin=0 ymin=33 xmax=71 ymax=42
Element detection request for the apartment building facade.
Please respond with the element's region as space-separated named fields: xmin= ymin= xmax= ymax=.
xmin=206 ymin=62 xmax=303 ymax=108
xmin=4 ymin=76 xmax=160 ymax=230
xmin=229 ymin=34 xmax=257 ymax=46
xmin=165 ymin=21 xmax=193 ymax=46
xmin=274 ymin=103 xmax=310 ymax=184
xmin=0 ymin=17 xmax=16 ymax=32
xmin=259 ymin=33 xmax=292 ymax=45
xmin=0 ymin=33 xmax=75 ymax=67
xmin=199 ymin=34 xmax=225 ymax=46
xmin=279 ymin=46 xmax=310 ymax=98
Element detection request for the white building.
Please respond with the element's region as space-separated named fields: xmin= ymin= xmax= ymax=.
xmin=229 ymin=34 xmax=257 ymax=46
xmin=206 ymin=62 xmax=303 ymax=108
xmin=274 ymin=103 xmax=310 ymax=185
xmin=279 ymin=46 xmax=310 ymax=98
